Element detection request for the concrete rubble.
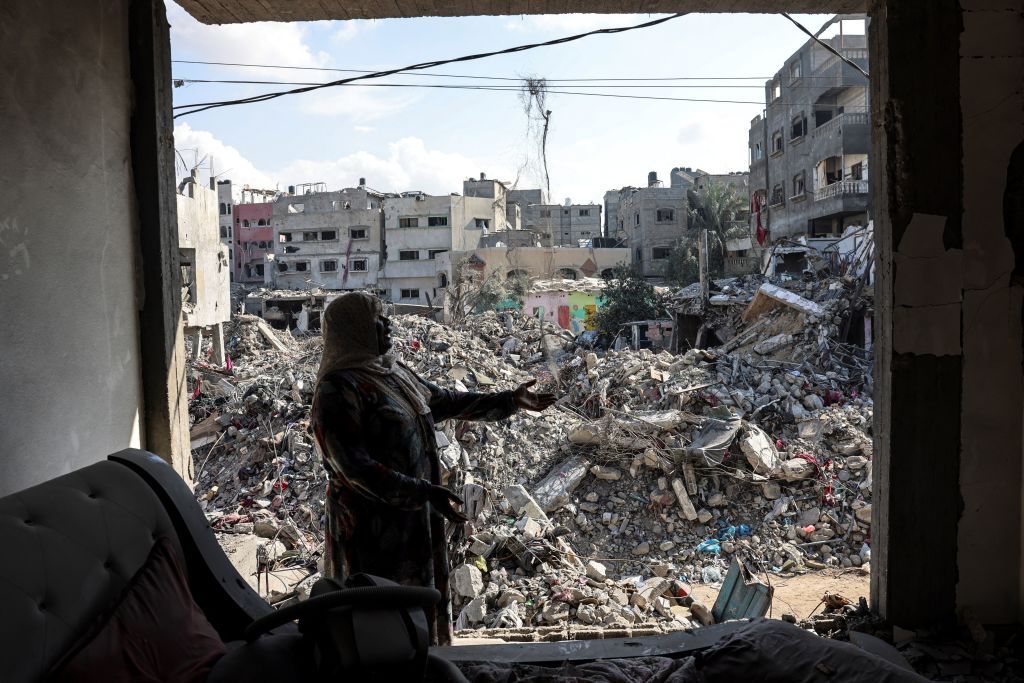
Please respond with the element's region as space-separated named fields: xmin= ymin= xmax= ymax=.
xmin=189 ymin=274 xmax=874 ymax=635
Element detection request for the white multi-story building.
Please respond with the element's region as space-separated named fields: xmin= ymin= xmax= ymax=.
xmin=380 ymin=193 xmax=497 ymax=306
xmin=271 ymin=184 xmax=384 ymax=291
xmin=216 ymin=179 xmax=234 ymax=272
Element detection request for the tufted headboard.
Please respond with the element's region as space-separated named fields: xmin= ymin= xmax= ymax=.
xmin=0 ymin=458 xmax=184 ymax=682
xmin=0 ymin=449 xmax=278 ymax=683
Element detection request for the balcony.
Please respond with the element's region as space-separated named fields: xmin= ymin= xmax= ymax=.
xmin=814 ymin=179 xmax=868 ymax=201
xmin=813 ymin=112 xmax=868 ymax=139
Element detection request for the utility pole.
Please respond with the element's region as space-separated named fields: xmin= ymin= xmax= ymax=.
xmin=698 ymin=228 xmax=709 ymax=307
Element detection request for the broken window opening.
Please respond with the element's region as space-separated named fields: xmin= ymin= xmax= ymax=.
xmin=295 ymin=261 xmax=309 ymax=272
xmin=400 ymin=288 xmax=420 ymax=300
xmin=656 ymin=209 xmax=675 ymax=223
xmin=792 ymin=172 xmax=806 ymax=198
xmin=302 ymin=231 xmax=318 ymax=241
xmin=652 ymin=246 xmax=671 ymax=260
xmin=428 ymin=216 xmax=449 ymax=227
xmin=790 ymin=113 xmax=808 ymax=140
xmin=438 ymin=273 xmax=448 ymax=288
xmin=771 ymin=130 xmax=784 ymax=156
xmin=288 ymin=203 xmax=305 ymax=213
xmin=320 ymin=260 xmax=338 ymax=272
xmin=579 ymin=209 xmax=590 ymax=217
xmin=257 ymin=218 xmax=267 ymax=226
xmin=428 ymin=249 xmax=447 ymax=260
xmin=350 ymin=227 xmax=368 ymax=240
xmin=399 ymin=250 xmax=420 ymax=261
xmin=399 ymin=217 xmax=418 ymax=228
xmin=280 ymin=232 xmax=293 ymax=242
xmin=349 ymin=259 xmax=367 ymax=272
xmin=474 ymin=218 xmax=490 ymax=229
xmin=320 ymin=230 xmax=337 ymax=241
xmin=771 ymin=183 xmax=785 ymax=206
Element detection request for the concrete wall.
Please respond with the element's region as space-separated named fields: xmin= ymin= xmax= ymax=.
xmin=176 ymin=184 xmax=230 ymax=327
xmin=0 ymin=0 xmax=143 ymax=495
xmin=471 ymin=247 xmax=629 ymax=281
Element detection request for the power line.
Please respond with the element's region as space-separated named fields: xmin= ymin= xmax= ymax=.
xmin=173 ymin=77 xmax=765 ymax=89
xmin=172 ymin=78 xmax=865 ymax=109
xmin=171 ymin=59 xmax=857 ymax=82
xmin=173 ymin=12 xmax=689 ymax=118
xmin=172 ymin=59 xmax=770 ymax=82
xmin=176 ymin=82 xmax=764 ymax=106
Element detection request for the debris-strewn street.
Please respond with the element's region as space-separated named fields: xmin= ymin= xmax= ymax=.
xmin=189 ymin=272 xmax=874 ymax=636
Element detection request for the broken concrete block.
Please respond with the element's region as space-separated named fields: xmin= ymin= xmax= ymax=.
xmin=689 ymin=601 xmax=715 ymax=626
xmin=453 ymin=563 xmax=484 ymax=598
xmin=532 ymin=456 xmax=591 ymax=512
xmin=854 ymin=502 xmax=872 ymax=524
xmin=631 ymin=542 xmax=651 ymax=556
xmin=568 ymin=424 xmax=603 ymax=445
xmin=697 ymin=508 xmax=714 ymax=524
xmin=585 ymin=352 xmax=599 ymax=370
xmin=497 ymin=589 xmax=526 ymax=607
xmin=515 ymin=515 xmax=543 ymax=540
xmin=780 ymin=458 xmax=815 ymax=482
xmin=707 ymin=492 xmax=727 ymax=507
xmin=740 ymin=424 xmax=781 ymax=476
xmin=590 ymin=465 xmax=622 ymax=481
xmin=761 ymin=481 xmax=782 ymax=500
xmin=671 ymin=478 xmax=699 ymax=521
xmin=586 ymin=560 xmax=608 ymax=582
xmin=462 ymin=596 xmax=487 ymax=624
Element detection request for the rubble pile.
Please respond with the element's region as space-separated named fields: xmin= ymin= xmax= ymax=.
xmin=189 ymin=274 xmax=875 ymax=636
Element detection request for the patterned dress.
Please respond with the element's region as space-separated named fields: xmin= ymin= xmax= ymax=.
xmin=311 ymin=368 xmax=517 ymax=645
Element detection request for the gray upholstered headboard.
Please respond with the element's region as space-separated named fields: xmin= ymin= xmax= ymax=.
xmin=0 ymin=460 xmax=182 ymax=682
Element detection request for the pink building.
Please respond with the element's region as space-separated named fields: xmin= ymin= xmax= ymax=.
xmin=233 ymin=202 xmax=274 ymax=283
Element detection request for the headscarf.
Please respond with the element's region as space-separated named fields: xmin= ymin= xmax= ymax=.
xmin=317 ymin=292 xmax=432 ymax=415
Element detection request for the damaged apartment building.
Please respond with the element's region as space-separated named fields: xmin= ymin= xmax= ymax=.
xmin=271 ymin=181 xmax=385 ymax=291
xmin=749 ymin=15 xmax=870 ymax=246
xmin=508 ymin=188 xmax=603 ymax=247
xmin=608 ymin=171 xmax=689 ymax=278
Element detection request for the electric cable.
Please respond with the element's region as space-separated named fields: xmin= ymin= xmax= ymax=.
xmin=173 ymin=12 xmax=688 ymax=118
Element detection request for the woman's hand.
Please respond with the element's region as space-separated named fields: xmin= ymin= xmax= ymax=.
xmin=428 ymin=485 xmax=469 ymax=523
xmin=513 ymin=379 xmax=558 ymax=412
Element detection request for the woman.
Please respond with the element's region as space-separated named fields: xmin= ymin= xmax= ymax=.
xmin=311 ymin=292 xmax=556 ymax=645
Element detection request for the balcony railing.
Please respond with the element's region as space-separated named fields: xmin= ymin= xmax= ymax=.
xmin=815 ymin=48 xmax=869 ymax=74
xmin=813 ymin=112 xmax=869 ymax=139
xmin=814 ymin=179 xmax=869 ymax=201
xmin=724 ymin=256 xmax=761 ymax=276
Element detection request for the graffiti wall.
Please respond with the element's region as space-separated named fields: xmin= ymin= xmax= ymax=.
xmin=523 ymin=290 xmax=604 ymax=334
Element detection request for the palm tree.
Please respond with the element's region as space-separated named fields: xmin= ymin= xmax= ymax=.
xmin=686 ymin=182 xmax=749 ymax=277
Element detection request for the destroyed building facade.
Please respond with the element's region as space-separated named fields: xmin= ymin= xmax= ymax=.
xmin=217 ymin=179 xmax=233 ymax=266
xmin=233 ymin=198 xmax=274 ymax=283
xmin=177 ymin=175 xmax=231 ymax=365
xmin=749 ymin=15 xmax=870 ymax=242
xmin=272 ymin=184 xmax=385 ymax=291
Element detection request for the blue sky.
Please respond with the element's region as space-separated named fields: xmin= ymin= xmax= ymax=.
xmin=169 ymin=5 xmax=843 ymax=202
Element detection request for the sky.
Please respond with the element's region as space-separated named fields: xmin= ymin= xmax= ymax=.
xmin=169 ymin=5 xmax=844 ymax=203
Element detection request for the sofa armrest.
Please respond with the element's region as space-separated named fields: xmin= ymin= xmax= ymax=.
xmin=107 ymin=449 xmax=289 ymax=640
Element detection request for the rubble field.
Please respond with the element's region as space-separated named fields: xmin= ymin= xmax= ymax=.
xmin=189 ymin=274 xmax=875 ymax=638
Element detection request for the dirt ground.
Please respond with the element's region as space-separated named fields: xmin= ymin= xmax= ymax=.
xmin=689 ymin=567 xmax=871 ymax=621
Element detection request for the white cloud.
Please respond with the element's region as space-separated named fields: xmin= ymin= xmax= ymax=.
xmin=331 ymin=20 xmax=378 ymax=43
xmin=505 ymin=14 xmax=654 ymax=33
xmin=173 ymin=122 xmax=277 ymax=189
xmin=354 ymin=126 xmax=375 ymax=133
xmin=167 ymin=1 xmax=330 ymax=80
xmin=300 ymin=87 xmax=418 ymax=122
xmin=170 ymin=127 xmax=508 ymax=197
xmin=277 ymin=138 xmax=502 ymax=194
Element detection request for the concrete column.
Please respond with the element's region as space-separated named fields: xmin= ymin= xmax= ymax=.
xmin=210 ymin=322 xmax=226 ymax=367
xmin=189 ymin=328 xmax=203 ymax=360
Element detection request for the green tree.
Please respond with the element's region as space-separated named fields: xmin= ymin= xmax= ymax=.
xmin=592 ymin=265 xmax=665 ymax=337
xmin=684 ymin=181 xmax=749 ymax=280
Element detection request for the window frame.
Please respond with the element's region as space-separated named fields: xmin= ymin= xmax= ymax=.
xmin=348 ymin=258 xmax=368 ymax=272
xmin=399 ymin=217 xmax=418 ymax=228
xmin=349 ymin=227 xmax=368 ymax=240
xmin=319 ymin=259 xmax=338 ymax=273
xmin=399 ymin=250 xmax=420 ymax=261
xmin=427 ymin=216 xmax=449 ymax=227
